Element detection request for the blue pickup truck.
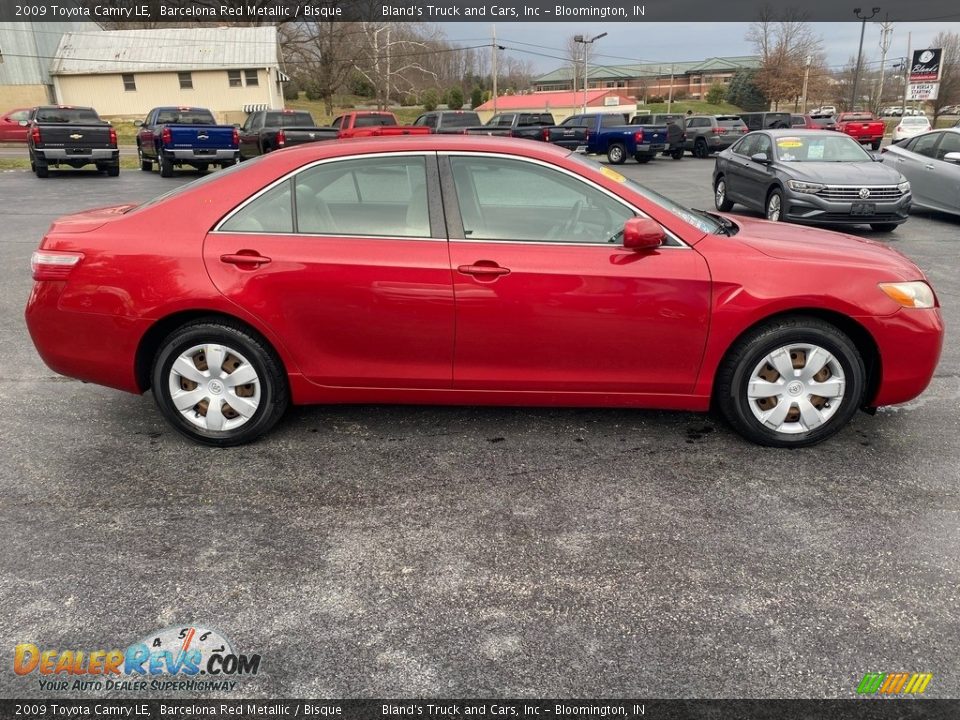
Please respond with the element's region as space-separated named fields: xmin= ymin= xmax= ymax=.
xmin=545 ymin=113 xmax=670 ymax=164
xmin=135 ymin=106 xmax=239 ymax=177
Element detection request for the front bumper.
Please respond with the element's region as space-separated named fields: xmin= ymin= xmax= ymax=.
xmin=860 ymin=308 xmax=944 ymax=407
xmin=783 ymin=190 xmax=911 ymax=225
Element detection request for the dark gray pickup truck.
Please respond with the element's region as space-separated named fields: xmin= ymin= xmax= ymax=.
xmin=26 ymin=106 xmax=119 ymax=178
xmin=463 ymin=112 xmax=558 ymax=140
xmin=238 ymin=109 xmax=336 ymax=160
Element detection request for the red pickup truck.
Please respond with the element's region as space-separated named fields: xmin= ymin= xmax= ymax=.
xmin=836 ymin=112 xmax=885 ymax=150
xmin=332 ymin=111 xmax=431 ymax=139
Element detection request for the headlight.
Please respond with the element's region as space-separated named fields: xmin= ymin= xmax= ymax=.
xmin=898 ymin=180 xmax=911 ymax=193
xmin=879 ymin=281 xmax=936 ymax=309
xmin=787 ymin=180 xmax=824 ymax=194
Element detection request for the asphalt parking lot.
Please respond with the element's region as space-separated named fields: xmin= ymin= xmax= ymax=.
xmin=1 ymin=156 xmax=958 ymax=699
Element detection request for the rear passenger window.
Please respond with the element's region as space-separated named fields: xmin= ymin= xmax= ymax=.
xmin=220 ymin=180 xmax=293 ymax=233
xmin=908 ymin=132 xmax=940 ymax=158
xmin=294 ymin=156 xmax=429 ymax=237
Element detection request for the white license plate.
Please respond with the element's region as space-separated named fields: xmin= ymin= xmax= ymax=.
xmin=575 ymin=145 xmax=588 ymax=153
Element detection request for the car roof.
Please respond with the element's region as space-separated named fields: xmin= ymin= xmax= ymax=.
xmin=761 ymin=129 xmax=854 ymax=137
xmin=271 ymin=133 xmax=574 ymax=159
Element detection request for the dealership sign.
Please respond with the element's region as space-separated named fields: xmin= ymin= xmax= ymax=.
xmin=907 ymin=83 xmax=939 ymax=101
xmin=909 ymin=48 xmax=943 ymax=82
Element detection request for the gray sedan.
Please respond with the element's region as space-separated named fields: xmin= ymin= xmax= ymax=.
xmin=880 ymin=128 xmax=960 ymax=216
xmin=713 ymin=129 xmax=912 ymax=231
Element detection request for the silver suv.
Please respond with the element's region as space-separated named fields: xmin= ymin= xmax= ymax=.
xmin=683 ymin=115 xmax=748 ymax=158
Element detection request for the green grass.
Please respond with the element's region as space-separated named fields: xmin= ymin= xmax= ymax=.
xmin=635 ymin=100 xmax=744 ymax=116
xmin=0 ymin=157 xmax=142 ymax=171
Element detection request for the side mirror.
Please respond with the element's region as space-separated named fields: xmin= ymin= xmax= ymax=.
xmin=133 ymin=119 xmax=143 ymax=127
xmin=750 ymin=152 xmax=771 ymax=164
xmin=944 ymin=152 xmax=960 ymax=164
xmin=18 ymin=120 xmax=28 ymax=127
xmin=623 ymin=217 xmax=665 ymax=251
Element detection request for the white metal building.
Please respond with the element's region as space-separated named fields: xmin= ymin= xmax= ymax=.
xmin=50 ymin=26 xmax=286 ymax=122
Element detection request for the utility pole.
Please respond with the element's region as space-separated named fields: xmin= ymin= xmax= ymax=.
xmin=902 ymin=31 xmax=912 ymax=115
xmin=574 ymin=32 xmax=607 ymax=114
xmin=851 ymin=7 xmax=880 ymax=110
xmin=800 ymin=55 xmax=812 ymax=112
xmin=667 ymin=64 xmax=675 ymax=112
xmin=875 ymin=15 xmax=894 ymax=113
xmin=491 ymin=24 xmax=497 ymax=115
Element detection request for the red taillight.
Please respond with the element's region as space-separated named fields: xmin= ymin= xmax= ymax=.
xmin=31 ymin=250 xmax=83 ymax=281
xmin=541 ymin=127 xmax=550 ymax=141
xmin=161 ymin=127 xmax=172 ymax=145
xmin=712 ymin=126 xmax=724 ymax=134
xmin=633 ymin=129 xmax=644 ymax=143
xmin=109 ymin=127 xmax=117 ymax=146
xmin=31 ymin=125 xmax=41 ymax=144
xmin=276 ymin=129 xmax=286 ymax=147
xmin=232 ymin=126 xmax=240 ymax=147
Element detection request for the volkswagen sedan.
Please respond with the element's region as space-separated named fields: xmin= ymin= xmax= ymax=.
xmin=713 ymin=130 xmax=912 ymax=231
xmin=25 ymin=136 xmax=943 ymax=448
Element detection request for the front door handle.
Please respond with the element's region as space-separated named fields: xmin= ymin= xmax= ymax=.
xmin=457 ymin=262 xmax=511 ymax=277
xmin=221 ymin=252 xmax=271 ymax=266
xmin=924 ymin=164 xmax=935 ymax=170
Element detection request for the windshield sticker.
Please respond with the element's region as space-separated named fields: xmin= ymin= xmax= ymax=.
xmin=776 ymin=138 xmax=803 ymax=148
xmin=600 ymin=166 xmax=627 ymax=183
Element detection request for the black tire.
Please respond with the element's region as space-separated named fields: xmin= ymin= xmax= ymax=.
xmin=870 ymin=223 xmax=898 ymax=232
xmin=106 ymin=164 xmax=120 ymax=177
xmin=151 ymin=320 xmax=289 ymax=447
xmin=714 ymin=175 xmax=734 ymax=212
xmin=159 ymin=152 xmax=173 ymax=178
xmin=765 ymin=187 xmax=784 ymax=222
xmin=138 ymin=145 xmax=151 ymax=171
xmin=694 ymin=138 xmax=709 ymax=159
xmin=634 ymin=154 xmax=653 ymax=164
xmin=35 ymin=158 xmax=49 ymax=178
xmin=607 ymin=143 xmax=627 ymax=165
xmin=671 ymin=148 xmax=684 ymax=160
xmin=715 ymin=316 xmax=866 ymax=447
xmin=221 ymin=159 xmax=236 ymax=169
xmin=871 ymin=140 xmax=882 ymax=151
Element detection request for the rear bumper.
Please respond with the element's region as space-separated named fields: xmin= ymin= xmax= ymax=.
xmin=635 ymin=143 xmax=667 ymax=155
xmin=37 ymin=148 xmax=118 ymax=162
xmin=167 ymin=148 xmax=238 ymax=162
xmin=860 ymin=308 xmax=944 ymax=407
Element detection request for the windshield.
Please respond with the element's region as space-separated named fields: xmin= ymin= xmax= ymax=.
xmin=773 ymin=134 xmax=872 ymax=162
xmin=566 ymin=152 xmax=724 ymax=235
xmin=35 ymin=107 xmax=101 ymax=124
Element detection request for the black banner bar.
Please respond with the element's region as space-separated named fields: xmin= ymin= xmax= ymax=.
xmin=2 ymin=0 xmax=959 ymax=23
xmin=3 ymin=700 xmax=960 ymax=720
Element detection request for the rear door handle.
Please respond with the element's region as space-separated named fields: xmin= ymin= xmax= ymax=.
xmin=924 ymin=164 xmax=935 ymax=169
xmin=457 ymin=263 xmax=511 ymax=277
xmin=220 ymin=252 xmax=271 ymax=266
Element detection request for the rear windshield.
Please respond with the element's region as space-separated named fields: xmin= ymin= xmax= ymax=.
xmin=265 ymin=112 xmax=316 ymax=127
xmin=354 ymin=114 xmax=397 ymax=127
xmin=718 ymin=118 xmax=746 ymax=126
xmin=902 ymin=116 xmax=929 ymax=124
xmin=441 ymin=112 xmax=480 ymax=127
xmin=34 ymin=107 xmax=101 ymax=124
xmin=156 ymin=109 xmax=216 ymax=124
xmin=842 ymin=113 xmax=876 ymax=121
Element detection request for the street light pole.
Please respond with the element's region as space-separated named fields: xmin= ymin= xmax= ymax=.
xmin=800 ymin=55 xmax=811 ymax=112
xmin=851 ymin=7 xmax=880 ymax=110
xmin=574 ymin=32 xmax=607 ymax=114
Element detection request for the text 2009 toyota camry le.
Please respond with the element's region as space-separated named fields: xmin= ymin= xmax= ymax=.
xmin=25 ymin=136 xmax=942 ymax=447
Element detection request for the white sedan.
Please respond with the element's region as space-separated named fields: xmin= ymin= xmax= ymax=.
xmin=893 ymin=115 xmax=932 ymax=142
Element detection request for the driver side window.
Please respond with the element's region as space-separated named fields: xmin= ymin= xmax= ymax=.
xmin=448 ymin=156 xmax=634 ymax=244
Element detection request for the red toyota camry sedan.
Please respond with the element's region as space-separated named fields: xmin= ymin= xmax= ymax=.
xmin=25 ymin=136 xmax=943 ymax=447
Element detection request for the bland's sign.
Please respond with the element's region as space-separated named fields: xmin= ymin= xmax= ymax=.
xmin=909 ymin=48 xmax=943 ymax=83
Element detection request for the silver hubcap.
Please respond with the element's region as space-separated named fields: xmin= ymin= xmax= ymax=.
xmin=747 ymin=343 xmax=846 ymax=435
xmin=767 ymin=194 xmax=781 ymax=221
xmin=168 ymin=343 xmax=261 ymax=432
xmin=611 ymin=146 xmax=623 ymax=161
xmin=716 ymin=180 xmax=726 ymax=207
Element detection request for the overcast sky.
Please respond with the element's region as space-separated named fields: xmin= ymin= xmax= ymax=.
xmin=441 ymin=22 xmax=960 ymax=76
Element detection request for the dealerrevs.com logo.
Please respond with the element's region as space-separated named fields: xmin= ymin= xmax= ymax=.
xmin=14 ymin=626 xmax=261 ymax=692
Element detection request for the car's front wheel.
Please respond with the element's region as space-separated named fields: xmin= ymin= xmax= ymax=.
xmin=714 ymin=176 xmax=734 ymax=211
xmin=151 ymin=321 xmax=289 ymax=446
xmin=766 ymin=188 xmax=784 ymax=221
xmin=715 ymin=317 xmax=866 ymax=447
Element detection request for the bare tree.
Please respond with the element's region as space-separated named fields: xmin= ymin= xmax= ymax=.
xmin=930 ymin=31 xmax=960 ymax=121
xmin=281 ymin=21 xmax=365 ymax=115
xmin=746 ymin=6 xmax=824 ymax=109
xmin=352 ymin=23 xmax=439 ymax=109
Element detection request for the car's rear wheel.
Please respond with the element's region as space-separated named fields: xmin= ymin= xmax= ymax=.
xmin=106 ymin=164 xmax=120 ymax=177
xmin=714 ymin=176 xmax=734 ymax=211
xmin=694 ymin=138 xmax=709 ymax=158
xmin=671 ymin=148 xmax=684 ymax=160
xmin=35 ymin=161 xmax=48 ymax=178
xmin=871 ymin=140 xmax=882 ymax=150
xmin=870 ymin=223 xmax=898 ymax=232
xmin=151 ymin=321 xmax=288 ymax=446
xmin=158 ymin=152 xmax=173 ymax=178
xmin=607 ymin=143 xmax=626 ymax=164
xmin=765 ymin=188 xmax=783 ymax=221
xmin=634 ymin=154 xmax=652 ymax=164
xmin=715 ymin=317 xmax=866 ymax=447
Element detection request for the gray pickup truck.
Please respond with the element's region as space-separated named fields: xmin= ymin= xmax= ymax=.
xmin=26 ymin=106 xmax=119 ymax=178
